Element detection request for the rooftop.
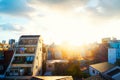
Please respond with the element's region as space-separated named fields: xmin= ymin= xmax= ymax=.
xmin=20 ymin=35 xmax=40 ymax=38
xmin=107 ymin=68 xmax=120 ymax=76
xmin=85 ymin=75 xmax=105 ymax=80
xmin=105 ymin=66 xmax=120 ymax=80
xmin=47 ymin=60 xmax=69 ymax=63
xmin=32 ymin=76 xmax=73 ymax=80
xmin=90 ymin=62 xmax=115 ymax=73
xmin=47 ymin=60 xmax=69 ymax=64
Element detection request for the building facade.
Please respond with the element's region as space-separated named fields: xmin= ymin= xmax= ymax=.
xmin=108 ymin=40 xmax=120 ymax=64
xmin=5 ymin=35 xmax=43 ymax=80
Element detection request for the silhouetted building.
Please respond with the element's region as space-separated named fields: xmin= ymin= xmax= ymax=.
xmin=0 ymin=50 xmax=14 ymax=79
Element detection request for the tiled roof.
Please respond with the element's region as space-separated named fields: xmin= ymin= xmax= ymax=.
xmin=90 ymin=62 xmax=115 ymax=73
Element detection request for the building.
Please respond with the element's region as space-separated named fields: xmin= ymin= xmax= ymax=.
xmin=5 ymin=35 xmax=43 ymax=80
xmin=102 ymin=38 xmax=111 ymax=44
xmin=89 ymin=62 xmax=120 ymax=80
xmin=47 ymin=44 xmax=62 ymax=60
xmin=0 ymin=50 xmax=14 ymax=79
xmin=31 ymin=76 xmax=73 ymax=80
xmin=0 ymin=43 xmax=9 ymax=51
xmin=9 ymin=39 xmax=15 ymax=49
xmin=108 ymin=40 xmax=120 ymax=64
xmin=2 ymin=40 xmax=6 ymax=44
xmin=45 ymin=60 xmax=68 ymax=75
xmin=46 ymin=60 xmax=68 ymax=72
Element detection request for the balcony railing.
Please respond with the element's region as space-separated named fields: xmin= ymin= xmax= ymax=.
xmin=6 ymin=71 xmax=32 ymax=76
xmin=19 ymin=39 xmax=38 ymax=45
xmin=12 ymin=56 xmax=34 ymax=64
xmin=16 ymin=47 xmax=35 ymax=54
xmin=6 ymin=68 xmax=32 ymax=76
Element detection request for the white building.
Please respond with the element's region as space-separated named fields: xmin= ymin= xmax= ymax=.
xmin=89 ymin=62 xmax=120 ymax=80
xmin=5 ymin=35 xmax=43 ymax=80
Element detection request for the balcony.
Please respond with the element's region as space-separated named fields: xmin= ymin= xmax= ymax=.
xmin=12 ymin=56 xmax=34 ymax=64
xmin=16 ymin=47 xmax=35 ymax=54
xmin=19 ymin=39 xmax=38 ymax=45
xmin=6 ymin=67 xmax=32 ymax=76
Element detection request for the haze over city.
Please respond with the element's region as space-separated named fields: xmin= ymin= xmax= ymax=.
xmin=1 ymin=0 xmax=120 ymax=80
xmin=0 ymin=0 xmax=120 ymax=45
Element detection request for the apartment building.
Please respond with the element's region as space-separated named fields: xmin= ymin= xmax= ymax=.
xmin=5 ymin=35 xmax=43 ymax=80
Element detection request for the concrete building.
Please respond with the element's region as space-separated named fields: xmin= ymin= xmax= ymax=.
xmin=108 ymin=40 xmax=120 ymax=64
xmin=45 ymin=60 xmax=68 ymax=75
xmin=5 ymin=35 xmax=43 ymax=80
xmin=46 ymin=60 xmax=68 ymax=72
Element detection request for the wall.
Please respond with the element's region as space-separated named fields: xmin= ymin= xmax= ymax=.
xmin=89 ymin=66 xmax=100 ymax=76
xmin=108 ymin=48 xmax=117 ymax=64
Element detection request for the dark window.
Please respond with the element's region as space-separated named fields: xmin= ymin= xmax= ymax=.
xmin=36 ymin=66 xmax=38 ymax=69
xmin=92 ymin=69 xmax=95 ymax=74
xmin=48 ymin=65 xmax=52 ymax=68
xmin=0 ymin=52 xmax=4 ymax=60
xmin=0 ymin=66 xmax=3 ymax=70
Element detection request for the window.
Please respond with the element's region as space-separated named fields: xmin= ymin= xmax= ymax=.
xmin=48 ymin=65 xmax=52 ymax=68
xmin=92 ymin=69 xmax=95 ymax=74
xmin=0 ymin=52 xmax=4 ymax=60
xmin=36 ymin=56 xmax=38 ymax=59
xmin=36 ymin=66 xmax=38 ymax=69
xmin=118 ymin=52 xmax=120 ymax=57
xmin=40 ymin=48 xmax=41 ymax=51
xmin=0 ymin=65 xmax=3 ymax=70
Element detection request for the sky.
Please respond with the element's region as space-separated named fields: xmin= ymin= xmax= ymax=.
xmin=0 ymin=0 xmax=120 ymax=45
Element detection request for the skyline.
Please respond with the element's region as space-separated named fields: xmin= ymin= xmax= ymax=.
xmin=0 ymin=0 xmax=120 ymax=45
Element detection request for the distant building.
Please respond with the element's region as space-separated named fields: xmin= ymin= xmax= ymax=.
xmin=2 ymin=40 xmax=6 ymax=44
xmin=9 ymin=39 xmax=15 ymax=49
xmin=108 ymin=40 xmax=120 ymax=64
xmin=0 ymin=43 xmax=9 ymax=51
xmin=46 ymin=60 xmax=68 ymax=72
xmin=47 ymin=45 xmax=62 ymax=60
xmin=5 ymin=35 xmax=43 ymax=80
xmin=102 ymin=38 xmax=111 ymax=44
xmin=89 ymin=62 xmax=120 ymax=80
xmin=45 ymin=60 xmax=68 ymax=75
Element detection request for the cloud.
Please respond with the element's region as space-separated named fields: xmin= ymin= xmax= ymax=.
xmin=0 ymin=23 xmax=23 ymax=31
xmin=36 ymin=0 xmax=68 ymax=4
xmin=77 ymin=0 xmax=120 ymax=18
xmin=0 ymin=0 xmax=33 ymax=16
xmin=28 ymin=0 xmax=89 ymax=11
